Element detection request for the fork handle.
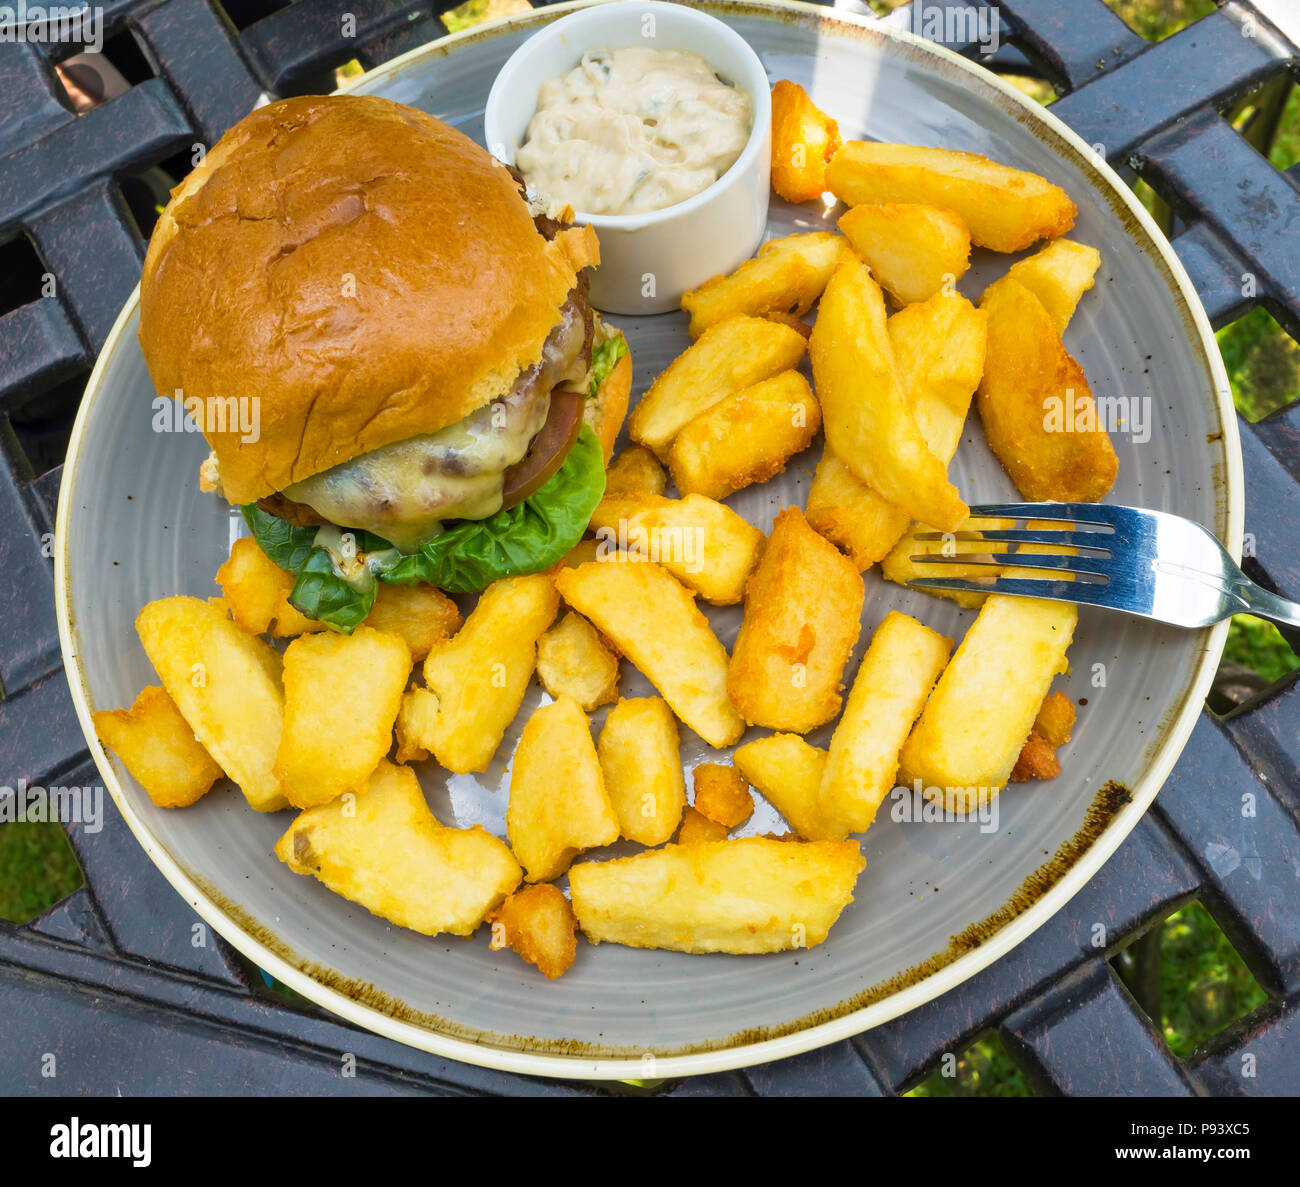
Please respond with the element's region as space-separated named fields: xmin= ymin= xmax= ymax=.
xmin=1237 ymin=581 xmax=1300 ymax=631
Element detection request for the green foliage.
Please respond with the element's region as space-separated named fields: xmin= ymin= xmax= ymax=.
xmin=907 ymin=1032 xmax=1032 ymax=1097
xmin=1225 ymin=616 xmax=1300 ymax=685
xmin=1160 ymin=902 xmax=1268 ymax=1058
xmin=1266 ymin=84 xmax=1300 ymax=171
xmin=1216 ymin=308 xmax=1300 ymax=424
xmin=1102 ymin=0 xmax=1217 ymax=41
xmin=0 ymin=821 xmax=83 ymax=923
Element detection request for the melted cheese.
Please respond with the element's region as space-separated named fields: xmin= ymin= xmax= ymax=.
xmin=284 ymin=391 xmax=549 ymax=552
xmin=283 ymin=292 xmax=588 ymax=551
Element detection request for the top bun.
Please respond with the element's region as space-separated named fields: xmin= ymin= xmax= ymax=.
xmin=139 ymin=94 xmax=599 ymax=506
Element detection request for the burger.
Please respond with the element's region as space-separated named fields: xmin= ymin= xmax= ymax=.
xmin=138 ymin=94 xmax=630 ymax=630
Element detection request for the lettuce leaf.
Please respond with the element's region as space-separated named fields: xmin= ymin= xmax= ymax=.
xmin=589 ymin=332 xmax=629 ymax=399
xmin=240 ymin=423 xmax=606 ymax=629
xmin=239 ymin=505 xmax=376 ymax=633
xmin=381 ymin=422 xmax=606 ymax=593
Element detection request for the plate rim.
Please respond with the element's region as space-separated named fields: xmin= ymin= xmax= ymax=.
xmin=54 ymin=0 xmax=1243 ymax=1081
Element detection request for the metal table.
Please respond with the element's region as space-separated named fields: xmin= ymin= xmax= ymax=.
xmin=0 ymin=0 xmax=1296 ymax=1096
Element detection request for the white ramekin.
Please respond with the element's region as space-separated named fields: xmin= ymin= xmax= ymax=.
xmin=484 ymin=0 xmax=772 ymax=315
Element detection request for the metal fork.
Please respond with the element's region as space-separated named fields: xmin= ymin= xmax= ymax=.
xmin=905 ymin=502 xmax=1300 ymax=631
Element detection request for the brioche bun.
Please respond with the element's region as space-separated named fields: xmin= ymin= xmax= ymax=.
xmin=138 ymin=94 xmax=599 ymax=506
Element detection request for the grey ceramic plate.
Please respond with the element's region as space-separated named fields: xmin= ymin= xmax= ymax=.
xmin=57 ymin=0 xmax=1241 ymax=1079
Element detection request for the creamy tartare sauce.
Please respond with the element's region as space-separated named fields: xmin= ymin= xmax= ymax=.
xmin=515 ymin=47 xmax=753 ymax=216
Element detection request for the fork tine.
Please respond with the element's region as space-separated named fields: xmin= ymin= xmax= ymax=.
xmin=905 ymin=576 xmax=1120 ymax=607
xmin=910 ymin=528 xmax=1114 ymax=552
xmin=966 ymin=501 xmax=1123 ymax=527
xmin=909 ymin=552 xmax=1107 ymax=577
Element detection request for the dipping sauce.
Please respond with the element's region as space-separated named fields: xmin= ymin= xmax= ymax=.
xmin=515 ymin=47 xmax=753 ymax=216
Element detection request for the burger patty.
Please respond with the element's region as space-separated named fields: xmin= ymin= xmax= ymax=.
xmin=271 ymin=277 xmax=593 ymax=549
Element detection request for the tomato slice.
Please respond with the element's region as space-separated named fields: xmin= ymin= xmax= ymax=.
xmin=501 ymin=388 xmax=586 ymax=509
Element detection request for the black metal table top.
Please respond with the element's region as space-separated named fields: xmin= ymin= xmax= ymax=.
xmin=0 ymin=0 xmax=1296 ymax=1097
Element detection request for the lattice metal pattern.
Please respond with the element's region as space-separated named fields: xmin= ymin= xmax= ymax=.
xmin=0 ymin=0 xmax=1296 ymax=1096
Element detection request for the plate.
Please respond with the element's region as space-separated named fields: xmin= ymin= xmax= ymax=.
xmin=56 ymin=0 xmax=1241 ymax=1080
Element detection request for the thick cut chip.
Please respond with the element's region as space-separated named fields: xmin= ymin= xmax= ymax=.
xmin=676 ymin=806 xmax=729 ymax=845
xmin=837 ymin=203 xmax=971 ymax=306
xmin=691 ymin=762 xmax=753 ymax=828
xmin=668 ymin=370 xmax=821 ymax=502
xmin=93 ymin=685 xmax=223 ymax=808
xmin=1034 ymin=689 xmax=1077 ymax=747
xmin=807 ymin=291 xmax=985 ymax=567
xmin=274 ymin=626 xmax=412 ymax=809
xmin=589 ymin=490 xmax=764 ymax=606
xmin=554 ymin=561 xmax=744 ymax=747
xmin=487 ymin=883 xmax=578 ymax=979
xmin=604 ymin=444 xmax=668 ymax=496
xmin=216 ymin=537 xmax=324 ymax=637
xmin=805 ymin=450 xmax=910 ymax=571
xmin=420 ymin=573 xmax=559 ymax=773
xmin=629 ymin=315 xmax=807 ymax=458
xmin=136 ymin=595 xmax=287 ymax=811
xmin=770 ymin=80 xmax=842 ymax=203
xmin=1011 ymin=687 xmax=1077 ymax=782
xmin=536 ymin=611 xmax=620 ymax=712
xmin=364 ymin=582 xmax=461 ymax=661
xmin=818 ymin=611 xmax=952 ymax=835
xmin=506 ymin=694 xmax=619 ymax=883
xmin=734 ymin=733 xmax=838 ymax=841
xmin=727 ymin=507 xmax=864 ymax=733
xmin=885 ymin=514 xmax=1079 ymax=610
xmin=394 ymin=685 xmax=437 ymax=764
xmin=880 ymin=516 xmax=1016 ymax=609
xmin=899 ymin=594 xmax=1078 ymax=811
xmin=680 ymin=232 xmax=851 ymax=338
xmin=597 ymin=696 xmax=685 ymax=847
xmin=827 ymin=141 xmax=1077 ymax=253
xmin=569 ymin=836 xmax=866 ymax=954
xmin=810 ymin=260 xmax=967 ymax=531
xmin=557 ymin=538 xmax=603 ymax=569
xmin=888 ymin=290 xmax=988 ymax=417
xmin=275 ymin=760 xmax=521 ymax=936
xmin=1005 ymin=238 xmax=1101 ymax=334
xmin=1010 ymin=730 xmax=1062 ymax=782
xmin=978 ymin=276 xmax=1117 ymax=502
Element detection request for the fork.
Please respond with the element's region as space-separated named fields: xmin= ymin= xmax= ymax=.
xmin=905 ymin=502 xmax=1300 ymax=630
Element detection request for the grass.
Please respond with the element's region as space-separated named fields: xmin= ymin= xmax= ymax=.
xmin=908 ymin=900 xmax=1270 ymax=1095
xmin=906 ymin=1033 xmax=1031 ymax=1097
xmin=1224 ymin=616 xmax=1299 ymax=686
xmin=0 ymin=819 xmax=82 ymax=924
xmin=442 ymin=0 xmax=531 ymax=34
xmin=1217 ymin=308 xmax=1300 ymax=424
xmin=1103 ymin=0 xmax=1217 ymax=41
xmin=1159 ymin=902 xmax=1268 ymax=1058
